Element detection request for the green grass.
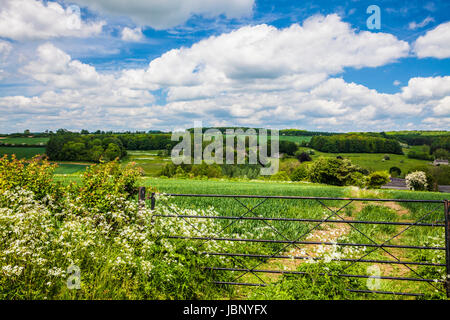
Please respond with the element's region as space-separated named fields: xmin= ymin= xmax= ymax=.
xmin=122 ymin=150 xmax=170 ymax=176
xmin=0 ymin=137 xmax=49 ymax=145
xmin=0 ymin=147 xmax=46 ymax=159
xmin=295 ymin=147 xmax=431 ymax=177
xmin=54 ymin=163 xmax=90 ymax=175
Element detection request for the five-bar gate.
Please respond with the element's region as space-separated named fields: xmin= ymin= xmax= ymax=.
xmin=139 ymin=187 xmax=450 ymax=298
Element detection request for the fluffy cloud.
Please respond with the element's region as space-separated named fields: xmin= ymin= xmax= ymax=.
xmin=145 ymin=14 xmax=409 ymax=91
xmin=71 ymin=0 xmax=254 ymax=29
xmin=121 ymin=27 xmax=144 ymax=42
xmin=414 ymin=22 xmax=450 ymax=58
xmin=0 ymin=0 xmax=105 ymax=40
xmin=1 ymin=16 xmax=449 ymax=132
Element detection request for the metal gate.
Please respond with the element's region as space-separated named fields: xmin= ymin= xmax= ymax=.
xmin=139 ymin=187 xmax=450 ymax=298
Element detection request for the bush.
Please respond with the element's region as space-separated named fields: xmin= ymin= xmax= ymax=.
xmin=433 ymin=148 xmax=450 ymax=160
xmin=290 ymin=165 xmax=309 ymax=182
xmin=0 ymin=155 xmax=61 ymax=201
xmin=73 ymin=160 xmax=142 ymax=213
xmin=389 ymin=167 xmax=401 ymax=177
xmin=408 ymin=150 xmax=432 ymax=161
xmin=406 ymin=171 xmax=429 ymax=191
xmin=295 ymin=151 xmax=312 ymax=163
xmin=407 ymin=165 xmax=437 ymax=191
xmin=308 ymin=157 xmax=364 ymax=186
xmin=383 ymin=154 xmax=390 ymax=161
xmin=365 ymin=171 xmax=390 ymax=189
xmin=279 ymin=141 xmax=298 ymax=156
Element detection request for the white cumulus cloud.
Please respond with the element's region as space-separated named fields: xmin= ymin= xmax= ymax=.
xmin=414 ymin=21 xmax=450 ymax=58
xmin=0 ymin=0 xmax=105 ymax=40
xmin=121 ymin=27 xmax=144 ymax=42
xmin=71 ymin=0 xmax=254 ymax=29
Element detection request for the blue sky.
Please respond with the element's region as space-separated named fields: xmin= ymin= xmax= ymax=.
xmin=0 ymin=0 xmax=449 ymax=133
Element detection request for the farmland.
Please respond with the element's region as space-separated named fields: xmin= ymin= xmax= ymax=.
xmin=0 ymin=136 xmax=49 ymax=145
xmin=1 ymin=133 xmax=449 ymax=300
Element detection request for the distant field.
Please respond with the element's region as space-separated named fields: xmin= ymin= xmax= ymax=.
xmin=54 ymin=163 xmax=90 ymax=175
xmin=122 ymin=150 xmax=170 ymax=176
xmin=0 ymin=137 xmax=49 ymax=145
xmin=296 ymin=147 xmax=431 ymax=177
xmin=0 ymin=146 xmax=46 ymax=159
xmin=278 ymin=135 xmax=311 ymax=144
xmin=385 ymin=131 xmax=449 ymax=136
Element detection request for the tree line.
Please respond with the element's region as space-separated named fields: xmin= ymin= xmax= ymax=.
xmin=309 ymin=134 xmax=403 ymax=154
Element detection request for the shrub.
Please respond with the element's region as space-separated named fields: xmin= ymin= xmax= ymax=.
xmin=407 ymin=165 xmax=437 ymax=191
xmin=295 ymin=151 xmax=312 ymax=163
xmin=383 ymin=154 xmax=390 ymax=161
xmin=365 ymin=171 xmax=390 ymax=189
xmin=408 ymin=150 xmax=432 ymax=161
xmin=73 ymin=160 xmax=142 ymax=212
xmin=406 ymin=171 xmax=428 ymax=191
xmin=290 ymin=165 xmax=309 ymax=182
xmin=191 ymin=162 xmax=222 ymax=178
xmin=433 ymin=148 xmax=450 ymax=160
xmin=389 ymin=166 xmax=401 ymax=177
xmin=279 ymin=141 xmax=298 ymax=156
xmin=308 ymin=157 xmax=364 ymax=186
xmin=0 ymin=155 xmax=61 ymax=201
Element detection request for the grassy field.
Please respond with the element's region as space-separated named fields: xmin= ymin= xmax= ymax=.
xmin=121 ymin=150 xmax=171 ymax=176
xmin=278 ymin=135 xmax=311 ymax=144
xmin=0 ymin=146 xmax=46 ymax=159
xmin=296 ymin=147 xmax=431 ymax=177
xmin=0 ymin=137 xmax=49 ymax=145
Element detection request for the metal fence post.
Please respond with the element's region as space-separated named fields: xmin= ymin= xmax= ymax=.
xmin=444 ymin=200 xmax=450 ymax=298
xmin=151 ymin=192 xmax=156 ymax=210
xmin=139 ymin=187 xmax=146 ymax=208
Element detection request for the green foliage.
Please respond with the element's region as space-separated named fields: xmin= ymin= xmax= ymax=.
xmin=365 ymin=171 xmax=390 ymax=189
xmin=0 ymin=155 xmax=61 ymax=200
xmin=433 ymin=148 xmax=450 ymax=160
xmin=269 ymin=171 xmax=291 ymax=181
xmin=407 ymin=150 xmax=433 ymax=161
xmin=295 ymin=151 xmax=312 ymax=163
xmin=46 ymin=131 xmax=127 ymax=162
xmin=290 ymin=165 xmax=309 ymax=181
xmin=308 ymin=157 xmax=365 ymax=186
xmin=191 ymin=162 xmax=222 ymax=178
xmin=389 ymin=166 xmax=402 ymax=177
xmin=250 ymin=262 xmax=363 ymax=300
xmin=279 ymin=140 xmax=298 ymax=156
xmin=310 ymin=134 xmax=403 ymax=154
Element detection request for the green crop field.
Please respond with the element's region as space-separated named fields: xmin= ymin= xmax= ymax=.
xmin=0 ymin=137 xmax=49 ymax=145
xmin=0 ymin=146 xmax=46 ymax=159
xmin=278 ymin=135 xmax=311 ymax=144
